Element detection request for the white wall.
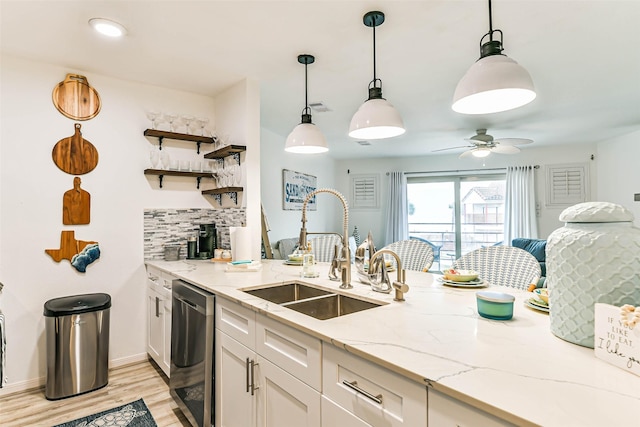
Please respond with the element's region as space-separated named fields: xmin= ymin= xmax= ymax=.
xmin=260 ymin=127 xmax=339 ymax=246
xmin=596 ymin=129 xmax=640 ymax=222
xmin=333 ymin=143 xmax=598 ymax=248
xmin=0 ymin=55 xmax=257 ymax=393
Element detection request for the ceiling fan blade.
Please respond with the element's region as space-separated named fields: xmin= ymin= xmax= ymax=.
xmin=494 ymin=137 xmax=533 ymax=146
xmin=491 ymin=145 xmax=520 ymax=154
xmin=458 ymin=149 xmax=476 ymax=158
xmin=432 ymin=145 xmax=472 ymax=152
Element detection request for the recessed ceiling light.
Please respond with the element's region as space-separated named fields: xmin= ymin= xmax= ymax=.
xmin=89 ymin=18 xmax=127 ymax=38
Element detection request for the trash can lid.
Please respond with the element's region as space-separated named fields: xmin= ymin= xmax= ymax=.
xmin=44 ymin=293 xmax=111 ymax=317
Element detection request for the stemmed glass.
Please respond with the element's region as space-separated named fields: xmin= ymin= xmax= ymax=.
xmin=196 ymin=117 xmax=209 ymax=136
xmin=149 ymin=146 xmax=160 ymax=169
xmin=182 ymin=115 xmax=195 ymax=134
xmin=164 ymin=112 xmax=178 ymax=132
xmin=146 ymin=110 xmax=161 ymax=129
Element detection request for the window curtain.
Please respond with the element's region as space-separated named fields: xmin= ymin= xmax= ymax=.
xmin=504 ymin=166 xmax=538 ymax=245
xmin=384 ymin=171 xmax=408 ymax=246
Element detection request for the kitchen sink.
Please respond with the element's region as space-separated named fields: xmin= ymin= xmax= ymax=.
xmin=242 ymin=282 xmax=385 ymax=320
xmin=243 ymin=282 xmax=332 ymax=304
xmin=283 ymin=294 xmax=382 ymax=320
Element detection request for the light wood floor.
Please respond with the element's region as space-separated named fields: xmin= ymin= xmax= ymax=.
xmin=0 ymin=358 xmax=190 ymax=427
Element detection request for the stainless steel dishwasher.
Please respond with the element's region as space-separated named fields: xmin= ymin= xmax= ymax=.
xmin=170 ymin=280 xmax=215 ymax=427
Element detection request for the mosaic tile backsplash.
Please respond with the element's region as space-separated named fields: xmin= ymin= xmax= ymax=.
xmin=144 ymin=208 xmax=246 ymax=260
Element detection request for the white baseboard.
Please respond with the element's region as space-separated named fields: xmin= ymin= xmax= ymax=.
xmin=0 ymin=352 xmax=150 ymax=398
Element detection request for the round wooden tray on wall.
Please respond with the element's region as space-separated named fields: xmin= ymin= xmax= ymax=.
xmin=52 ymin=73 xmax=101 ymax=120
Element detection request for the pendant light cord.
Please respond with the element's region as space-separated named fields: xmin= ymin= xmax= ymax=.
xmin=488 ymin=0 xmax=493 ymax=41
xmin=304 ymin=61 xmax=310 ymax=115
xmin=372 ymin=20 xmax=377 ymax=82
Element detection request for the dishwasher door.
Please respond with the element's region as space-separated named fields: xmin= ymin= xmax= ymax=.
xmin=170 ymin=280 xmax=215 ymax=427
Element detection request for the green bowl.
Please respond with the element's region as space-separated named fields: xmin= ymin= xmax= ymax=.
xmin=476 ymin=291 xmax=515 ymax=320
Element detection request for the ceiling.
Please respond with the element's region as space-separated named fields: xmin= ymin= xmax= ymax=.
xmin=2 ymin=0 xmax=639 ymax=160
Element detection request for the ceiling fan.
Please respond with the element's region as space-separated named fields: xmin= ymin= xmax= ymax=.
xmin=433 ymin=128 xmax=533 ymax=158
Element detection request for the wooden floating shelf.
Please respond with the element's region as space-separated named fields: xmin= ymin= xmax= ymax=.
xmin=144 ymin=169 xmax=215 ymax=189
xmin=201 ymin=187 xmax=243 ymax=195
xmin=144 ymin=129 xmax=215 ymax=144
xmin=204 ymin=145 xmax=246 ymax=159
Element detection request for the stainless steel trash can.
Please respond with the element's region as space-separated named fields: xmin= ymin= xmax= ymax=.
xmin=44 ymin=293 xmax=111 ymax=400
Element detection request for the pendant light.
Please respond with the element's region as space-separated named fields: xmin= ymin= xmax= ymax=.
xmin=285 ymin=54 xmax=328 ymax=154
xmin=452 ymin=0 xmax=536 ymax=115
xmin=349 ymin=11 xmax=405 ymax=140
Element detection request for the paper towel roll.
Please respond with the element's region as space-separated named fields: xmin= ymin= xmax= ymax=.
xmin=229 ymin=226 xmax=252 ymax=261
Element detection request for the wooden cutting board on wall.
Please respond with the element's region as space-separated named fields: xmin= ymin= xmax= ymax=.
xmin=62 ymin=177 xmax=90 ymax=224
xmin=52 ymin=123 xmax=99 ymax=175
xmin=52 ymin=74 xmax=101 ymax=121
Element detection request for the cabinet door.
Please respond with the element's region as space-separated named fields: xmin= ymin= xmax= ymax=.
xmin=216 ymin=330 xmax=256 ymax=427
xmin=321 ymin=396 xmax=371 ymax=427
xmin=162 ymin=295 xmax=172 ymax=376
xmin=428 ymin=389 xmax=515 ymax=427
xmin=256 ymin=356 xmax=320 ymax=427
xmin=147 ymin=285 xmax=164 ymax=363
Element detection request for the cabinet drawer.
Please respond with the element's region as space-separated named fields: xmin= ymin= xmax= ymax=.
xmin=428 ymin=389 xmax=515 ymax=427
xmin=323 ymin=344 xmax=427 ymax=427
xmin=216 ymin=297 xmax=256 ymax=349
xmin=256 ymin=314 xmax=322 ymax=391
xmin=146 ymin=265 xmax=176 ymax=291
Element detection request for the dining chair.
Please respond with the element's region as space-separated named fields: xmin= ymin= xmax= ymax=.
xmin=409 ymin=236 xmax=442 ymax=268
xmin=382 ymin=239 xmax=435 ymax=272
xmin=308 ymin=234 xmax=343 ymax=263
xmin=452 ymin=246 xmax=541 ymax=290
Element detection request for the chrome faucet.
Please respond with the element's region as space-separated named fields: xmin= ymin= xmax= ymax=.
xmin=299 ymin=188 xmax=351 ymax=289
xmin=368 ymin=249 xmax=410 ymax=301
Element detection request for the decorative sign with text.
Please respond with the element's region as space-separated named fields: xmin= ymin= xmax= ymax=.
xmin=594 ymin=303 xmax=640 ymax=377
xmin=282 ymin=169 xmax=317 ymax=211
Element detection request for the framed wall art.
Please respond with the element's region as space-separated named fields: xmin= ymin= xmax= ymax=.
xmin=282 ymin=169 xmax=317 ymax=211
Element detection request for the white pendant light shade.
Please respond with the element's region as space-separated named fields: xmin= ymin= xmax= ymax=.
xmin=471 ymin=147 xmax=492 ymax=158
xmin=348 ymin=98 xmax=405 ymax=140
xmin=285 ymin=123 xmax=328 ymax=153
xmin=285 ymin=54 xmax=328 ymax=154
xmin=452 ymin=54 xmax=536 ymax=114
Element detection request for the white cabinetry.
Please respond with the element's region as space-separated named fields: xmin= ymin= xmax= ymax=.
xmin=146 ymin=266 xmax=173 ymax=377
xmin=322 ymin=344 xmax=427 ymax=427
xmin=428 ymin=389 xmax=516 ymax=427
xmin=216 ymin=297 xmax=321 ymax=427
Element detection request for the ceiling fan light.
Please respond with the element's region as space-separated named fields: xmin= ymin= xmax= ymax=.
xmin=285 ymin=122 xmax=328 ymax=154
xmin=471 ymin=148 xmax=492 ymax=158
xmin=452 ymin=55 xmax=536 ymax=114
xmin=348 ymin=98 xmax=405 ymax=140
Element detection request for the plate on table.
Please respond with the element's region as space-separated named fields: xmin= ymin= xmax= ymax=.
xmin=284 ymin=260 xmax=302 ymax=266
xmin=525 ymin=298 xmax=549 ymax=313
xmin=437 ymin=277 xmax=487 ymax=288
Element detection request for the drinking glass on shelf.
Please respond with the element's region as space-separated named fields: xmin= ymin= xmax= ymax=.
xmin=164 ymin=112 xmax=178 ymax=132
xmin=233 ymin=164 xmax=242 ymax=186
xmin=196 ymin=117 xmax=209 ymax=136
xmin=182 ymin=115 xmax=195 ymax=134
xmin=146 ymin=110 xmax=161 ymax=129
xmin=149 ymin=146 xmax=160 ymax=169
xmin=160 ymin=150 xmax=171 ymax=170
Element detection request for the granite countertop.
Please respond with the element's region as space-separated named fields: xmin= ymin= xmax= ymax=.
xmin=146 ymin=259 xmax=640 ymax=427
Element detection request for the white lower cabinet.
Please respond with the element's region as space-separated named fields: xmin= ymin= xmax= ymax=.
xmin=428 ymin=389 xmax=516 ymax=427
xmin=146 ymin=266 xmax=172 ymax=377
xmin=322 ymin=344 xmax=427 ymax=427
xmin=216 ymin=297 xmax=321 ymax=427
xmin=321 ymin=396 xmax=370 ymax=427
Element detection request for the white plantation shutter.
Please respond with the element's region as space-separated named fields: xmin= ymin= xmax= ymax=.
xmin=350 ymin=174 xmax=379 ymax=209
xmin=545 ymin=163 xmax=589 ymax=206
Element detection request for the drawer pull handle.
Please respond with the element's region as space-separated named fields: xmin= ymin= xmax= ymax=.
xmin=155 ymin=296 xmax=160 ymax=317
xmin=342 ymin=380 xmax=383 ymax=404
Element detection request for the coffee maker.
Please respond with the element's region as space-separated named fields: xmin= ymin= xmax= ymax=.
xmin=196 ymin=224 xmax=216 ymax=259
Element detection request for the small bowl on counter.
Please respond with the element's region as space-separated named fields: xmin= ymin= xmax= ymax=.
xmin=476 ymin=291 xmax=515 ymax=320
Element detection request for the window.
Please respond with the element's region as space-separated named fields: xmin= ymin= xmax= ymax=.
xmin=407 ymin=172 xmax=506 ymax=269
xmin=545 ymin=163 xmax=589 ymax=207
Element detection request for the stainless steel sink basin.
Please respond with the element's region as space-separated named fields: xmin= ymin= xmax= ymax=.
xmin=243 ymin=282 xmax=331 ymax=304
xmin=283 ymin=294 xmax=382 ymax=320
xmin=242 ymin=282 xmax=384 ymax=320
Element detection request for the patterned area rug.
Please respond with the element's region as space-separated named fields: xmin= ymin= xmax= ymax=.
xmin=53 ymin=398 xmax=157 ymax=427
